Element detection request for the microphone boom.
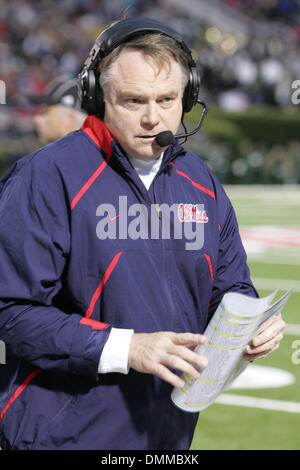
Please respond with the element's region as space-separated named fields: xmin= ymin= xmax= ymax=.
xmin=155 ymin=100 xmax=208 ymax=147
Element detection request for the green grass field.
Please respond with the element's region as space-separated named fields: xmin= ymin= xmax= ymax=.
xmin=191 ymin=185 xmax=300 ymax=450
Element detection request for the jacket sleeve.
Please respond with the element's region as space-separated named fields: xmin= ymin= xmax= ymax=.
xmin=0 ymin=151 xmax=112 ymax=380
xmin=208 ymin=190 xmax=259 ymax=321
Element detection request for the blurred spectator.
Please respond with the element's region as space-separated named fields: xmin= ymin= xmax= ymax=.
xmin=1 ymin=0 xmax=299 ymax=112
xmin=29 ymin=75 xmax=86 ymax=143
xmin=0 ymin=0 xmax=299 ymax=183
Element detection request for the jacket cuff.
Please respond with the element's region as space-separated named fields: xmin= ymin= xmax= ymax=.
xmin=98 ymin=327 xmax=134 ymax=374
xmin=69 ymin=317 xmax=112 ymax=379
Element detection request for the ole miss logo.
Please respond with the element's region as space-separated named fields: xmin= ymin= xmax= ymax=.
xmin=178 ymin=203 xmax=209 ymax=224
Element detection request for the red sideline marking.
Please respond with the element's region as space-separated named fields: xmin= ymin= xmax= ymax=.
xmin=169 ymin=163 xmax=216 ymax=199
xmin=0 ymin=368 xmax=41 ymax=424
xmin=204 ymin=253 xmax=214 ymax=282
xmin=240 ymin=229 xmax=300 ymax=247
xmin=85 ymin=251 xmax=123 ymax=319
xmin=80 ymin=317 xmax=110 ymax=330
xmin=71 ymin=116 xmax=114 ymax=211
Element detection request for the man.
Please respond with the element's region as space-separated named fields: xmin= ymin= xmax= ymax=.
xmin=0 ymin=18 xmax=285 ymax=450
xmin=30 ymin=76 xmax=86 ymax=143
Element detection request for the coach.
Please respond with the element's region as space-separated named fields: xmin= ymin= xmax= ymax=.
xmin=0 ymin=18 xmax=285 ymax=450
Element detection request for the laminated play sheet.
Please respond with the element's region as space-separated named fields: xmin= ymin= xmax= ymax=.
xmin=171 ymin=289 xmax=293 ymax=412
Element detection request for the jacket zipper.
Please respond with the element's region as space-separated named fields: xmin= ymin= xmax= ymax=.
xmin=152 ymin=172 xmax=177 ymax=330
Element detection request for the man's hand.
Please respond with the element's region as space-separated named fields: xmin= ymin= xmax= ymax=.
xmin=243 ymin=313 xmax=286 ymax=361
xmin=128 ymin=332 xmax=208 ymax=388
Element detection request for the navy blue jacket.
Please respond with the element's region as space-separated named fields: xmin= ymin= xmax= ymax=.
xmin=0 ymin=116 xmax=257 ymax=449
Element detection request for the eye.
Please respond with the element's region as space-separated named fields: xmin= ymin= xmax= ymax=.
xmin=128 ymin=98 xmax=141 ymax=104
xmin=127 ymin=97 xmax=145 ymax=105
xmin=159 ymin=96 xmax=175 ymax=107
xmin=124 ymin=97 xmax=144 ymax=109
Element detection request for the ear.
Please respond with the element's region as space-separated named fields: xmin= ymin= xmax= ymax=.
xmin=62 ymin=108 xmax=80 ymax=131
xmin=68 ymin=109 xmax=78 ymax=124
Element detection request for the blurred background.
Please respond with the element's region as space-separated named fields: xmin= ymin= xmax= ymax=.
xmin=0 ymin=0 xmax=300 ymax=182
xmin=0 ymin=0 xmax=299 ymax=450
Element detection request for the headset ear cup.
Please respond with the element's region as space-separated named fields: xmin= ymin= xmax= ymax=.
xmin=182 ymin=66 xmax=200 ymax=113
xmin=81 ymin=69 xmax=105 ymax=118
xmin=80 ymin=70 xmax=97 ymax=116
xmin=182 ymin=80 xmax=192 ymax=114
xmin=88 ymin=71 xmax=99 ymax=116
xmin=79 ymin=66 xmax=104 ymax=117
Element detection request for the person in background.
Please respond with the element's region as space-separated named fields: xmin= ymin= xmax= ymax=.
xmin=30 ymin=76 xmax=86 ymax=143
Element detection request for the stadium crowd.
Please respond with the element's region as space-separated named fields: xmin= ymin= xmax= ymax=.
xmin=0 ymin=0 xmax=299 ymax=181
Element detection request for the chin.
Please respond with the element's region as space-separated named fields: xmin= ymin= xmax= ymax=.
xmin=131 ymin=145 xmax=162 ymax=161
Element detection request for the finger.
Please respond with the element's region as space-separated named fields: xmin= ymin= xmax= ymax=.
xmin=142 ymin=350 xmax=202 ymax=387
xmin=256 ymin=314 xmax=279 ymax=335
xmin=243 ymin=343 xmax=279 ymax=362
xmin=258 ymin=313 xmax=285 ymax=334
xmin=252 ymin=325 xmax=285 ymax=348
xmin=163 ymin=353 xmax=202 ymax=380
xmin=172 ymin=333 xmax=206 ymax=346
xmin=251 ymin=318 xmax=286 ymax=347
xmin=172 ymin=344 xmax=208 ymax=370
xmin=245 ymin=334 xmax=282 ymax=356
xmin=154 ymin=363 xmax=185 ymax=388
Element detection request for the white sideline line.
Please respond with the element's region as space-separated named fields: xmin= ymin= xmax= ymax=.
xmin=252 ymin=277 xmax=300 ymax=293
xmin=215 ymin=393 xmax=300 ymax=413
xmin=248 ymin=258 xmax=300 ymax=266
xmin=284 ymin=324 xmax=300 ymax=336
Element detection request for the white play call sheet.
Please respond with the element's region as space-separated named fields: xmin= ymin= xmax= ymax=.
xmin=171 ymin=288 xmax=293 ymax=413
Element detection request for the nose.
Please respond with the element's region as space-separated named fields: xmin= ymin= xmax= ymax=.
xmin=141 ymin=102 xmax=160 ymax=128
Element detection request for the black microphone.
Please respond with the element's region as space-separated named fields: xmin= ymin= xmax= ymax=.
xmin=155 ymin=100 xmax=208 ymax=147
xmin=155 ymin=131 xmax=176 ymax=147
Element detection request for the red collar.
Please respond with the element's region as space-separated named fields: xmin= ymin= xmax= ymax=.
xmin=82 ymin=115 xmax=114 ymax=157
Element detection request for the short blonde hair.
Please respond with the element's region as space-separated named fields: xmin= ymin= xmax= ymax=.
xmin=98 ymin=33 xmax=190 ymax=98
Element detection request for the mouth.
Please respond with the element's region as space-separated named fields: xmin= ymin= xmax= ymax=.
xmin=138 ymin=135 xmax=155 ymax=138
xmin=137 ymin=135 xmax=158 ymax=143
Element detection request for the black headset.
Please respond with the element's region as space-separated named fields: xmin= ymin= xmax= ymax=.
xmin=79 ymin=17 xmax=201 ymax=119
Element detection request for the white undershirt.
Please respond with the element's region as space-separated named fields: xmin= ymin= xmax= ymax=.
xmin=129 ymin=153 xmax=164 ymax=190
xmin=98 ymin=153 xmax=163 ymax=375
